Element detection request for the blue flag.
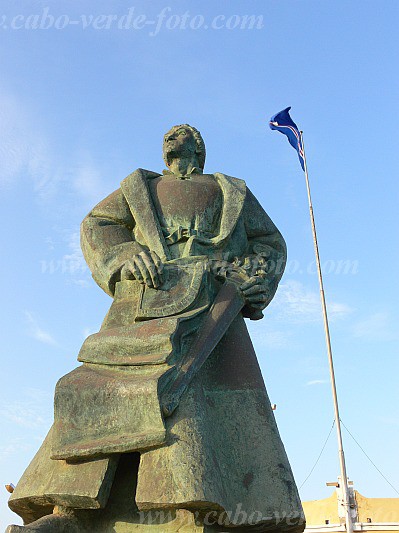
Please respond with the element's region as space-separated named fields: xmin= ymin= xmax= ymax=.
xmin=269 ymin=107 xmax=305 ymax=170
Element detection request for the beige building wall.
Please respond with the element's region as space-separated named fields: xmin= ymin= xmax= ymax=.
xmin=303 ymin=492 xmax=340 ymax=525
xmin=303 ymin=490 xmax=399 ymax=533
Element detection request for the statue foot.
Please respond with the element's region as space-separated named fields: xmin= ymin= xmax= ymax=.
xmin=5 ymin=507 xmax=83 ymax=532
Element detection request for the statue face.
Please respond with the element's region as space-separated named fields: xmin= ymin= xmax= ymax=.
xmin=163 ymin=126 xmax=196 ymax=163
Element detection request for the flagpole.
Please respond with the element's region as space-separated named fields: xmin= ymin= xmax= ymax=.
xmin=300 ymin=131 xmax=353 ymax=533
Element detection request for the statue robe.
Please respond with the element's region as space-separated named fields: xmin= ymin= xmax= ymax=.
xmin=9 ymin=169 xmax=304 ymax=530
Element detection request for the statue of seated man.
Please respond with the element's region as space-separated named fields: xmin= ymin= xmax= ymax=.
xmin=7 ymin=125 xmax=305 ymax=532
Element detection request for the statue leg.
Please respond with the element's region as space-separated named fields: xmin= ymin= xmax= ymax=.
xmin=7 ymin=426 xmax=119 ymax=526
xmin=7 ymin=452 xmax=202 ymax=532
xmin=8 ymin=449 xmax=301 ymax=532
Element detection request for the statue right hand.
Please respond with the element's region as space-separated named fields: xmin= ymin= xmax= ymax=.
xmin=120 ymin=251 xmax=164 ymax=289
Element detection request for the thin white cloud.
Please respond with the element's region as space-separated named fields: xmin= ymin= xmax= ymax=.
xmin=0 ymin=91 xmax=53 ymax=196
xmin=272 ymin=280 xmax=353 ymax=323
xmin=24 ymin=311 xmax=57 ymax=346
xmin=39 ymin=230 xmax=92 ymax=283
xmin=83 ymin=327 xmax=97 ymax=339
xmin=306 ymin=379 xmax=329 ymax=386
xmin=0 ymin=93 xmax=34 ymax=182
xmin=377 ymin=416 xmax=399 ymax=427
xmin=249 ymin=327 xmax=291 ymax=349
xmin=44 ymin=236 xmax=56 ymax=251
xmin=61 ymin=231 xmax=87 ymax=274
xmin=0 ymin=388 xmax=52 ymax=432
xmin=0 ymin=91 xmax=108 ymax=205
xmin=70 ymin=279 xmax=90 ymax=288
xmin=71 ymin=152 xmax=109 ymax=203
xmin=0 ymin=437 xmax=30 ymax=460
xmin=353 ymin=312 xmax=398 ymax=342
xmin=294 ymin=355 xmax=330 ymax=380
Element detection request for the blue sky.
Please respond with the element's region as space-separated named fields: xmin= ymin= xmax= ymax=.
xmin=1 ymin=0 xmax=398 ymax=528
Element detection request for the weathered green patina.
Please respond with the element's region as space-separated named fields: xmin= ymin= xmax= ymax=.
xmin=7 ymin=125 xmax=305 ymax=532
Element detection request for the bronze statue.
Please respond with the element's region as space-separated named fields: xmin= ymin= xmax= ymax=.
xmin=7 ymin=125 xmax=304 ymax=532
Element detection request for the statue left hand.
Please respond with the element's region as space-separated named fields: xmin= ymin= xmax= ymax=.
xmin=240 ymin=276 xmax=271 ymax=310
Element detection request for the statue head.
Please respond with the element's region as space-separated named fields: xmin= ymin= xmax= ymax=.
xmin=163 ymin=124 xmax=206 ymax=170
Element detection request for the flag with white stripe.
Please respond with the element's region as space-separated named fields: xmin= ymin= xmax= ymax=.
xmin=269 ymin=107 xmax=305 ymax=170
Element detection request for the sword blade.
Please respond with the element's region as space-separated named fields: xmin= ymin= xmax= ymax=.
xmin=162 ymin=281 xmax=245 ymax=417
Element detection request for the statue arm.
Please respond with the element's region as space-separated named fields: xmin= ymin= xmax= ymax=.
xmin=239 ymin=187 xmax=287 ymax=314
xmin=243 ymin=187 xmax=286 ymax=278
xmin=81 ymin=189 xmax=146 ymax=296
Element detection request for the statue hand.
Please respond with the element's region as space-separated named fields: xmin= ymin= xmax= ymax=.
xmin=240 ymin=275 xmax=271 ymax=310
xmin=120 ymin=251 xmax=164 ymax=289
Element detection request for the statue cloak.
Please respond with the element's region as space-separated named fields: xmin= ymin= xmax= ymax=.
xmin=9 ymin=169 xmax=303 ymax=529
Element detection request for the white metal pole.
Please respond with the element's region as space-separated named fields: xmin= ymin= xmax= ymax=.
xmin=300 ymin=131 xmax=353 ymax=533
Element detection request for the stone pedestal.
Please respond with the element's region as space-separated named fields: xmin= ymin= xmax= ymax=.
xmin=97 ymin=509 xmax=210 ymax=532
